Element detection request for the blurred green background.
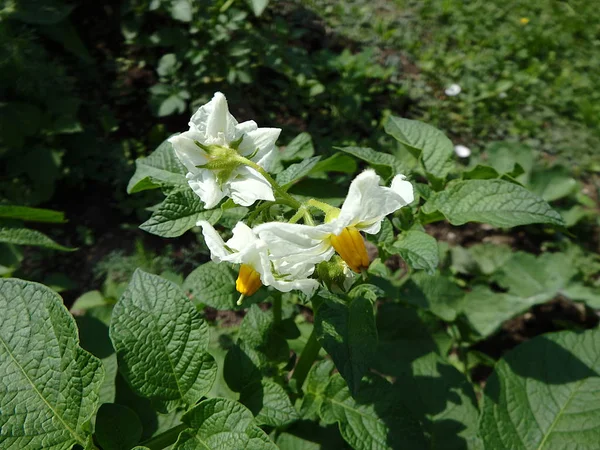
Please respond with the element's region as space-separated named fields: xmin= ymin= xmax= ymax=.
xmin=1 ymin=0 xmax=598 ymax=299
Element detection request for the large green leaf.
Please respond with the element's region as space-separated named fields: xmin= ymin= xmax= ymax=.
xmin=110 ymin=270 xmax=216 ymax=411
xmin=239 ymin=379 xmax=299 ymax=427
xmin=95 ymin=403 xmax=143 ymax=450
xmin=336 ymin=146 xmax=403 ymax=179
xmin=140 ymin=189 xmax=221 ymax=238
xmin=385 ymin=230 xmax=439 ymax=274
xmin=299 ymin=359 xmax=336 ymax=420
xmin=0 ymin=279 xmax=104 ymax=449
xmin=174 ymin=398 xmax=277 ymax=449
xmin=0 ymin=227 xmax=75 ymax=251
xmin=480 ymin=328 xmax=600 ymax=449
xmin=529 ymin=165 xmax=577 ymax=202
xmin=127 ymin=139 xmax=188 ymax=193
xmin=392 ymin=353 xmax=483 ymax=450
xmin=400 ymin=272 xmax=465 ymax=322
xmin=183 ymin=261 xmax=239 ymax=310
xmin=422 ymin=179 xmax=564 ymax=227
xmin=315 ymin=295 xmax=377 ymax=394
xmin=384 ymin=116 xmax=454 ymax=180
xmin=0 ymin=205 xmax=65 ymax=223
xmin=319 ymin=374 xmax=427 ymax=450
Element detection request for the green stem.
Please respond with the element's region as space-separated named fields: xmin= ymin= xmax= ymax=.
xmin=139 ymin=423 xmax=188 ymax=450
xmin=292 ymin=325 xmax=321 ymax=389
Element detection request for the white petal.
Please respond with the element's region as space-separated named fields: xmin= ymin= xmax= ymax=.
xmin=333 ymin=170 xmax=413 ymax=235
xmin=198 ymin=220 xmax=231 ymax=262
xmin=168 ymin=131 xmax=208 ymax=173
xmin=390 ymin=174 xmax=415 ymax=205
xmin=445 ymin=84 xmax=461 ymax=96
xmin=235 ymin=120 xmax=258 ymax=136
xmin=189 ymin=92 xmax=238 ymax=142
xmin=238 ymin=127 xmax=281 ymax=159
xmin=187 ymin=170 xmax=225 ymax=209
xmin=227 ymin=222 xmax=259 ymax=253
xmin=264 ymin=275 xmax=320 ymax=296
xmin=226 ymin=166 xmax=275 ymax=206
xmin=255 ymin=222 xmax=334 ymax=265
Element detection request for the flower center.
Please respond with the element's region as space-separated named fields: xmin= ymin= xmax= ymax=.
xmin=329 ymin=227 xmax=370 ymax=273
xmin=236 ymin=264 xmax=263 ymax=297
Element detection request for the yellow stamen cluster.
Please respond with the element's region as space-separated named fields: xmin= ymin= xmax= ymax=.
xmin=236 ymin=264 xmax=262 ymax=297
xmin=329 ymin=227 xmax=370 ymax=273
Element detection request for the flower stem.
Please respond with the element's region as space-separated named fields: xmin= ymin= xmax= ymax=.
xmin=138 ymin=423 xmax=187 ymax=450
xmin=292 ymin=325 xmax=321 ymax=389
xmin=272 ymin=294 xmax=282 ymax=325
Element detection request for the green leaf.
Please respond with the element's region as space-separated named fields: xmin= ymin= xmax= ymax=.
xmin=110 ymin=270 xmax=217 ymax=411
xmin=319 ymin=374 xmax=427 ymax=450
xmin=385 ymin=230 xmax=439 ymax=274
xmin=0 ymin=227 xmax=75 ymax=251
xmin=170 ymin=0 xmax=193 ymax=21
xmin=0 ymin=205 xmax=65 ymax=223
xmin=480 ymin=328 xmax=600 ymax=449
xmin=276 ymin=156 xmax=322 ymax=189
xmin=468 ymin=243 xmax=513 ymax=275
xmin=299 ymin=359 xmax=336 ymax=420
xmin=401 ymin=272 xmax=465 ymax=322
xmin=95 ymin=403 xmax=143 ymax=450
xmin=529 ymin=165 xmax=577 ymax=202
xmin=10 ymin=0 xmax=74 ymax=24
xmin=315 ymin=295 xmax=377 ymax=394
xmin=239 ymin=380 xmax=299 ymax=427
xmin=485 ymin=141 xmax=534 ymax=180
xmin=311 ymin=153 xmax=357 ymax=174
xmin=0 ymin=278 xmax=104 ymax=449
xmin=183 ymin=261 xmax=238 ymax=310
xmin=224 ymin=305 xmax=289 ymax=392
xmin=337 ymin=146 xmax=403 ymax=179
xmin=422 ymin=179 xmax=565 ymax=227
xmin=280 ymin=132 xmax=314 ymax=161
xmin=174 ymin=398 xmax=277 ymax=449
xmin=140 ymin=189 xmax=221 ymax=238
xmin=127 ymin=139 xmax=188 ymax=193
xmin=393 ymin=353 xmax=483 ymax=450
xmin=384 ymin=116 xmax=454 ymax=180
xmin=71 ymin=290 xmax=109 ymax=312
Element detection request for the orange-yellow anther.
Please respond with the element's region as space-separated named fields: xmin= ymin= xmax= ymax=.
xmin=236 ymin=264 xmax=262 ymax=296
xmin=329 ymin=227 xmax=370 ymax=273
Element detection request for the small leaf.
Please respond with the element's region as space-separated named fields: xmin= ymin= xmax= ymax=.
xmin=140 ymin=189 xmax=221 ymax=237
xmin=127 ymin=139 xmax=187 ymax=193
xmin=239 ymin=380 xmax=299 ymax=427
xmin=95 ymin=404 xmax=143 ymax=450
xmin=0 ymin=278 xmax=104 ymax=449
xmin=480 ymin=328 xmax=600 ymax=449
xmin=276 ymin=156 xmax=321 ymax=189
xmin=422 ymin=179 xmax=565 ymax=227
xmin=0 ymin=227 xmax=75 ymax=251
xmin=384 ymin=116 xmax=454 ymax=180
xmin=386 ymin=230 xmax=438 ymax=274
xmin=174 ymin=398 xmax=278 ymax=449
xmin=280 ymin=132 xmax=314 ymax=161
xmin=315 ymin=295 xmax=377 ymax=394
xmin=299 ymin=359 xmax=335 ymax=420
xmin=183 ymin=261 xmax=237 ymax=310
xmin=311 ymin=153 xmax=357 ymax=174
xmin=110 ymin=270 xmax=217 ymax=411
xmin=248 ymin=0 xmax=270 ymax=17
xmin=400 ymin=272 xmax=464 ymax=321
xmin=485 ymin=141 xmax=534 ymax=179
xmin=0 ymin=205 xmax=65 ymax=223
xmin=337 ymin=146 xmax=403 ymax=179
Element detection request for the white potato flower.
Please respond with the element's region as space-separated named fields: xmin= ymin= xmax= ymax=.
xmin=255 ymin=170 xmax=414 ymax=274
xmin=169 ymin=92 xmax=281 ymax=208
xmin=198 ymin=220 xmax=320 ymax=298
xmin=454 ymin=144 xmax=472 ymax=158
xmin=445 ymin=83 xmax=462 ymax=96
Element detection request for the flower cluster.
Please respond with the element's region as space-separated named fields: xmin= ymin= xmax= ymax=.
xmin=170 ymin=93 xmax=414 ymax=302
